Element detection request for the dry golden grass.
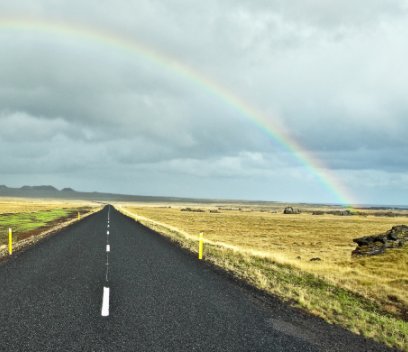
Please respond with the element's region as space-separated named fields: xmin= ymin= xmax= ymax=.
xmin=116 ymin=202 xmax=408 ymax=350
xmin=0 ymin=197 xmax=98 ymax=214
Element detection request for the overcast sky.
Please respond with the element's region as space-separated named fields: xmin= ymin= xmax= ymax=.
xmin=1 ymin=0 xmax=408 ymax=205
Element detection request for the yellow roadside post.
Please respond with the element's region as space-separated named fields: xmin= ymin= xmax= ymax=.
xmin=198 ymin=232 xmax=204 ymax=260
xmin=8 ymin=228 xmax=12 ymax=255
xmin=78 ymin=212 xmax=81 ymax=220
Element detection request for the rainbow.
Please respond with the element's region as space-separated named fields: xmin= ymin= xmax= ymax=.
xmin=0 ymin=17 xmax=354 ymax=205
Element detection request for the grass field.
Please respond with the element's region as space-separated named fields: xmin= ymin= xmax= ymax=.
xmin=0 ymin=198 xmax=99 ymax=247
xmin=117 ymin=202 xmax=408 ymax=351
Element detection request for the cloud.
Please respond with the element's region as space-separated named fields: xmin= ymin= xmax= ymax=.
xmin=0 ymin=0 xmax=407 ymax=204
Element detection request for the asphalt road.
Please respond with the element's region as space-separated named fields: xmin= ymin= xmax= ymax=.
xmin=0 ymin=206 xmax=398 ymax=352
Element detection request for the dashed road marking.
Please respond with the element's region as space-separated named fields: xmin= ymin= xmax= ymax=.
xmin=102 ymin=206 xmax=111 ymax=317
xmin=101 ymin=287 xmax=110 ymax=317
xmin=105 ymin=263 xmax=109 ymax=282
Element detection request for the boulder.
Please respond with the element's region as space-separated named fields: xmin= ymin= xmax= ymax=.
xmin=352 ymin=225 xmax=408 ymax=256
xmin=309 ymin=257 xmax=322 ymax=262
xmin=283 ymin=207 xmax=301 ymax=214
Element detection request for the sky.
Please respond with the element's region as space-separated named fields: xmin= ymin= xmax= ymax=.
xmin=0 ymin=0 xmax=408 ymax=205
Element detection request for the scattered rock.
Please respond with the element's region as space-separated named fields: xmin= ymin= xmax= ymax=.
xmin=311 ymin=209 xmax=406 ymax=217
xmin=312 ymin=210 xmax=354 ymax=216
xmin=180 ymin=208 xmax=205 ymax=212
xmin=209 ymin=210 xmax=220 ymax=213
xmin=283 ymin=207 xmax=301 ymax=214
xmin=372 ymin=211 xmax=400 ymax=217
xmin=387 ymin=294 xmax=400 ymax=303
xmin=336 ymin=210 xmax=353 ymax=216
xmin=352 ymin=225 xmax=408 ymax=256
xmin=309 ymin=257 xmax=321 ymax=262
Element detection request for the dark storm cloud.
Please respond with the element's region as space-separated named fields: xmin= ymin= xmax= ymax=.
xmin=0 ymin=0 xmax=407 ymax=204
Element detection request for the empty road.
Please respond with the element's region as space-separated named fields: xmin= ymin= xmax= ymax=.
xmin=0 ymin=206 xmax=397 ymax=351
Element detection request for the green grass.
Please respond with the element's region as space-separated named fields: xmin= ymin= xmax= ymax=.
xmin=0 ymin=208 xmax=82 ymax=245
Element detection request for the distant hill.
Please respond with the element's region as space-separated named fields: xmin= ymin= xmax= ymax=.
xmin=0 ymin=185 xmax=207 ymax=203
xmin=2 ymin=185 xmax=403 ymax=209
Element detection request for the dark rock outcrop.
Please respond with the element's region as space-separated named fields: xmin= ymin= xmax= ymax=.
xmin=312 ymin=210 xmax=354 ymax=216
xmin=283 ymin=207 xmax=301 ymax=214
xmin=312 ymin=210 xmax=325 ymax=215
xmin=180 ymin=208 xmax=205 ymax=212
xmin=352 ymin=225 xmax=408 ymax=256
xmin=333 ymin=210 xmax=353 ymax=216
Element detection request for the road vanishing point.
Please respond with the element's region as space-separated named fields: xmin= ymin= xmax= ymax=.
xmin=0 ymin=206 xmax=397 ymax=351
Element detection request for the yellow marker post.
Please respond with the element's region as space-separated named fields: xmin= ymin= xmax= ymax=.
xmin=198 ymin=232 xmax=204 ymax=260
xmin=8 ymin=228 xmax=12 ymax=255
xmin=78 ymin=212 xmax=81 ymax=220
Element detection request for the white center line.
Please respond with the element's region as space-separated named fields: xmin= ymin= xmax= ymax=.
xmin=102 ymin=209 xmax=111 ymax=317
xmin=105 ymin=251 xmax=110 ymax=282
xmin=101 ymin=287 xmax=110 ymax=317
xmin=105 ymin=265 xmax=109 ymax=282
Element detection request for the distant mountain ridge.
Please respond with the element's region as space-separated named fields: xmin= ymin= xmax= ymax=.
xmin=0 ymin=185 xmax=203 ymax=203
xmin=2 ymin=185 xmax=405 ymax=208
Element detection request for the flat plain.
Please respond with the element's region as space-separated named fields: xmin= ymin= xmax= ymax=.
xmin=1 ymin=205 xmax=394 ymax=352
xmin=0 ymin=198 xmax=99 ymax=247
xmin=117 ymin=202 xmax=408 ymax=351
